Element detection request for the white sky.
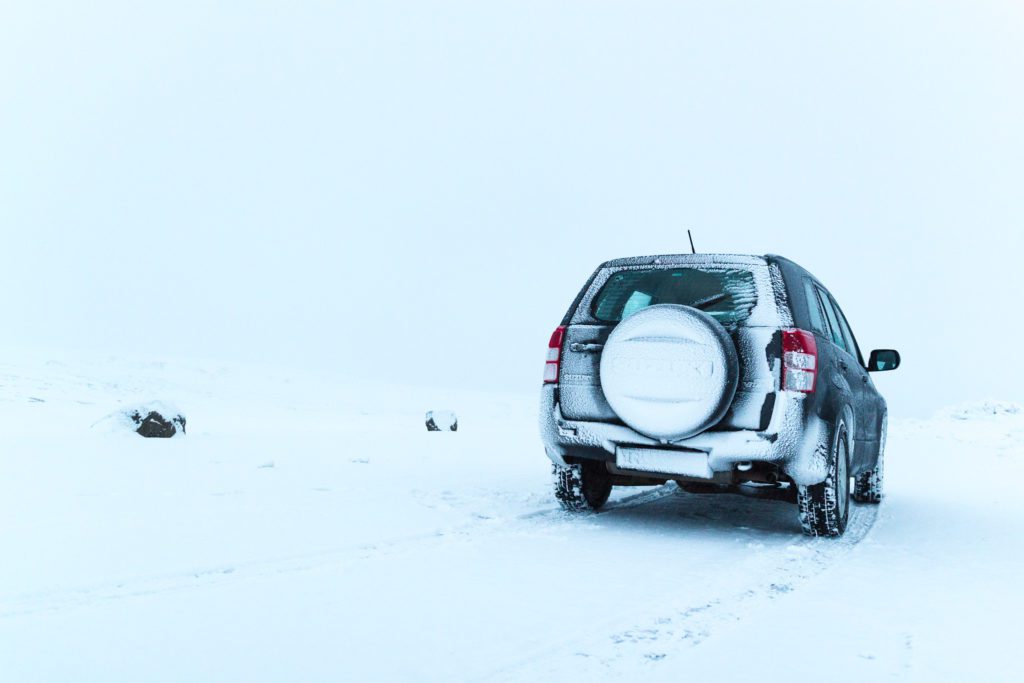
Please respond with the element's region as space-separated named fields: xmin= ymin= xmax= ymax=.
xmin=2 ymin=0 xmax=1022 ymax=417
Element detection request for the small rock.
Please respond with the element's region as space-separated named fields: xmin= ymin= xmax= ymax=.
xmin=93 ymin=403 xmax=188 ymax=437
xmin=130 ymin=409 xmax=186 ymax=438
xmin=425 ymin=410 xmax=457 ymax=432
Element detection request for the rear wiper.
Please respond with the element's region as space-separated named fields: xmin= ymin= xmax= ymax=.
xmin=691 ymin=293 xmax=728 ymax=310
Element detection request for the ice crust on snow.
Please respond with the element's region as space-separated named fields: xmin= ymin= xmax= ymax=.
xmin=911 ymin=401 xmax=1024 ymax=456
xmin=939 ymin=401 xmax=1022 ymax=420
xmin=3 ymin=355 xmax=1023 ymax=681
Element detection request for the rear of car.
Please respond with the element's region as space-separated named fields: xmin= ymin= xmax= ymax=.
xmin=540 ymin=254 xmax=837 ymax=517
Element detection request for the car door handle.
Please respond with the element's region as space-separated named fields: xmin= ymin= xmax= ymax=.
xmin=570 ymin=343 xmax=604 ymax=353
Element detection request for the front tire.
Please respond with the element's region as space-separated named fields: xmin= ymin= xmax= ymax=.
xmin=853 ymin=414 xmax=886 ymax=503
xmin=553 ymin=461 xmax=612 ymax=512
xmin=797 ymin=424 xmax=851 ymax=537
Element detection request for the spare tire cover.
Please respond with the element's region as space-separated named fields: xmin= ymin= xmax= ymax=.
xmin=600 ymin=304 xmax=739 ymax=441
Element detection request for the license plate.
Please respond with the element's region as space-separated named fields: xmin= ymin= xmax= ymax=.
xmin=616 ymin=447 xmax=713 ymax=479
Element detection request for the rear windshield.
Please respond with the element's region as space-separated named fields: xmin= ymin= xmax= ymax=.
xmin=591 ymin=267 xmax=758 ymax=325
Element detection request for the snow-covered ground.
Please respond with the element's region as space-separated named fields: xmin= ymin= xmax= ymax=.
xmin=0 ymin=356 xmax=1020 ymax=681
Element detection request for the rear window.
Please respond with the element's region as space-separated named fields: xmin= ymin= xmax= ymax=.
xmin=591 ymin=267 xmax=758 ymax=325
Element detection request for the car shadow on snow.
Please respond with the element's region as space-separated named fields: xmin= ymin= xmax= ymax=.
xmin=594 ymin=484 xmax=806 ymax=538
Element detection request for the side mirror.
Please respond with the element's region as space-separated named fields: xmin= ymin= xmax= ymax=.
xmin=868 ymin=349 xmax=900 ymax=372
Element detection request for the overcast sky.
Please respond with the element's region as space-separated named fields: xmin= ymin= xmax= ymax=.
xmin=2 ymin=0 xmax=1022 ymax=417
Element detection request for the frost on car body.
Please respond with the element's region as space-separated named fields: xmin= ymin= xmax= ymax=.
xmin=540 ymin=253 xmax=899 ymax=536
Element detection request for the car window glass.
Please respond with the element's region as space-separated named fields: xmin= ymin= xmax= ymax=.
xmin=621 ymin=291 xmax=652 ymax=319
xmin=830 ymin=297 xmax=863 ymax=365
xmin=592 ymin=267 xmax=757 ymax=325
xmin=816 ymin=286 xmax=848 ymax=352
xmin=803 ymin=280 xmax=829 ymax=336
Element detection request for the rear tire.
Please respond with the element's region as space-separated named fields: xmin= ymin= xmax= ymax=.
xmin=797 ymin=424 xmax=851 ymax=537
xmin=553 ymin=461 xmax=612 ymax=512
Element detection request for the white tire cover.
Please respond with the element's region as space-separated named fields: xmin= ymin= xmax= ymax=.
xmin=599 ymin=304 xmax=739 ymax=441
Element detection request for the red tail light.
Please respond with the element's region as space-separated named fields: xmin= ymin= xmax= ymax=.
xmin=782 ymin=329 xmax=817 ymax=393
xmin=543 ymin=326 xmax=567 ymax=383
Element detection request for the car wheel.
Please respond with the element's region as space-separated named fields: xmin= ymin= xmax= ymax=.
xmin=553 ymin=461 xmax=612 ymax=512
xmin=797 ymin=423 xmax=851 ymax=537
xmin=853 ymin=414 xmax=886 ymax=504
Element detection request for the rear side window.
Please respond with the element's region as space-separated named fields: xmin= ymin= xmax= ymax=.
xmin=830 ymin=297 xmax=864 ymax=364
xmin=592 ymin=268 xmax=757 ymax=325
xmin=803 ymin=281 xmax=829 ymax=336
xmin=815 ymin=286 xmax=849 ymax=353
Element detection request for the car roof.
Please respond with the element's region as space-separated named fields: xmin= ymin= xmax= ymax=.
xmin=595 ymin=253 xmax=827 ymax=290
xmin=765 ymin=254 xmax=825 ymax=288
xmin=599 ymin=253 xmax=769 ymax=268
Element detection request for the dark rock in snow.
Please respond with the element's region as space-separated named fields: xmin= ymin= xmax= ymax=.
xmin=91 ymin=401 xmax=187 ymax=437
xmin=130 ymin=410 xmax=186 ymax=438
xmin=425 ymin=410 xmax=457 ymax=432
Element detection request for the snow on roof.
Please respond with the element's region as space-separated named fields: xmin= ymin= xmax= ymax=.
xmin=600 ymin=253 xmax=769 ymax=268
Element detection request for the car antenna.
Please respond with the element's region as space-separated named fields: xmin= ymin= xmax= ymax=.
xmin=687 ymin=229 xmax=697 ymax=254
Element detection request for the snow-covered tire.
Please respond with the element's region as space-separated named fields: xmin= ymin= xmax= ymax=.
xmin=553 ymin=462 xmax=612 ymax=512
xmin=797 ymin=423 xmax=851 ymax=537
xmin=853 ymin=414 xmax=886 ymax=504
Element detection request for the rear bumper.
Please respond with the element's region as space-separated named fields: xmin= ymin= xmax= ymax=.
xmin=539 ymin=384 xmax=831 ymax=486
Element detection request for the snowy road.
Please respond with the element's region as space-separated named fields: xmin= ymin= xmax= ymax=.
xmin=0 ymin=357 xmax=1020 ymax=681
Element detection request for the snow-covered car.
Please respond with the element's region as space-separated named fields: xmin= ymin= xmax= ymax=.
xmin=539 ymin=254 xmax=900 ymax=536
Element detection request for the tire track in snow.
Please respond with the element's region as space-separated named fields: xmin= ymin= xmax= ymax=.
xmin=0 ymin=486 xmax=875 ymax=630
xmin=0 ymin=485 xmax=677 ymax=619
xmin=478 ymin=501 xmax=880 ymax=682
